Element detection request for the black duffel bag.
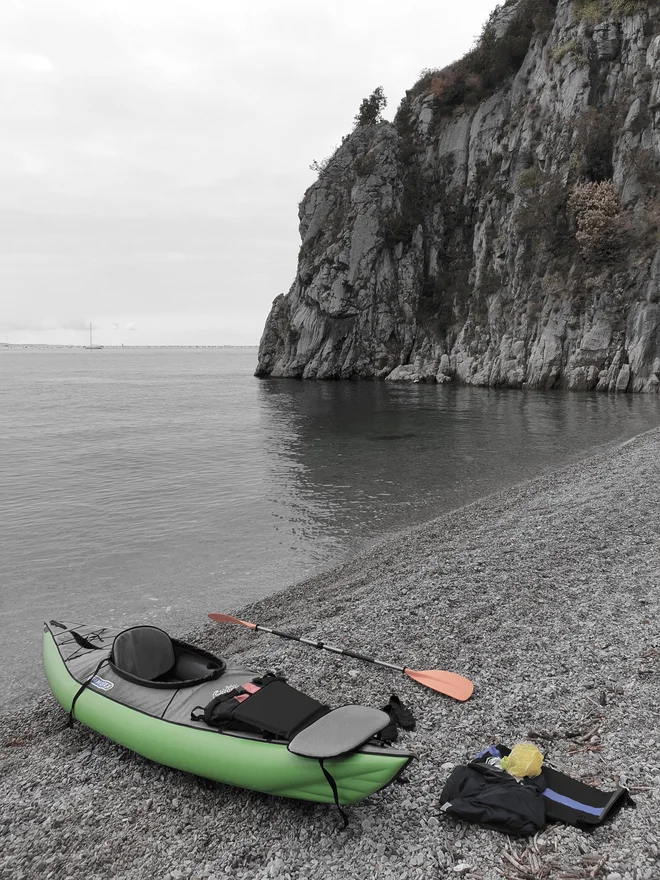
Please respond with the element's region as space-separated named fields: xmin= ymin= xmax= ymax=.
xmin=440 ymin=761 xmax=547 ymax=836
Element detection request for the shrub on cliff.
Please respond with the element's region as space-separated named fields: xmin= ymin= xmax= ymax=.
xmin=309 ymin=156 xmax=332 ymax=175
xmin=611 ymin=0 xmax=648 ymax=15
xmin=574 ymin=1 xmax=606 ymax=23
xmin=354 ymin=87 xmax=387 ymax=127
xmin=569 ymin=181 xmax=625 ymax=261
xmin=515 ymin=167 xmax=569 ymax=244
xmin=573 ymin=107 xmax=617 ymax=182
xmin=405 ymin=0 xmax=558 ymax=113
xmin=576 ymin=0 xmax=648 ymax=20
xmin=553 ymin=38 xmax=582 ymax=63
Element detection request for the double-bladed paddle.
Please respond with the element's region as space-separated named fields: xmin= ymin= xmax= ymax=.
xmin=208 ymin=613 xmax=474 ymax=701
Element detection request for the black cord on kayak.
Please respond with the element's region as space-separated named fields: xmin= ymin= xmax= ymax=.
xmin=319 ymin=759 xmax=348 ymax=829
xmin=69 ymin=630 xmax=105 ymax=651
xmin=67 ymin=657 xmax=109 ymax=728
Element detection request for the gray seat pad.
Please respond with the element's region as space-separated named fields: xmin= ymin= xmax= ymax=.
xmin=288 ymin=705 xmax=390 ymax=758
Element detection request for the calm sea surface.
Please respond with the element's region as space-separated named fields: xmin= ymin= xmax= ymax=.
xmin=1 ymin=346 xmax=659 ymax=710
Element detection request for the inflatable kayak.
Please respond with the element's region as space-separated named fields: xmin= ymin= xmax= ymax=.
xmin=43 ymin=621 xmax=414 ymax=805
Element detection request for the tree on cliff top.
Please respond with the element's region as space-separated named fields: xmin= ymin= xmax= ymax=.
xmin=354 ymin=86 xmax=387 ymax=127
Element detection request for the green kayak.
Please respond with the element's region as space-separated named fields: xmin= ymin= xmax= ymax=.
xmin=43 ymin=621 xmax=414 ymax=805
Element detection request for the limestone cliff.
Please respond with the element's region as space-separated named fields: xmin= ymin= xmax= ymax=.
xmin=256 ymin=0 xmax=660 ymax=392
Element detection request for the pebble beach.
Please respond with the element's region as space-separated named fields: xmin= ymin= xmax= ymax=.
xmin=2 ymin=426 xmax=659 ymax=880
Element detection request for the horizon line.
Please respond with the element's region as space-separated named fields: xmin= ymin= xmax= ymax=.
xmin=0 ymin=342 xmax=260 ymax=349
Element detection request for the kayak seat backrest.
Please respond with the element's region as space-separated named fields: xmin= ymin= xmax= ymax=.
xmin=112 ymin=626 xmax=176 ymax=682
xmin=109 ymin=628 xmax=227 ymax=688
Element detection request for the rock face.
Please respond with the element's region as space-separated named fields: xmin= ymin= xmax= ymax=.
xmin=257 ymin=0 xmax=660 ymax=392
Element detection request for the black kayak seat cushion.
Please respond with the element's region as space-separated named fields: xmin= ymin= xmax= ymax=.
xmin=288 ymin=705 xmax=391 ymax=758
xmin=112 ymin=626 xmax=176 ymax=682
xmin=231 ymin=680 xmax=330 ymax=740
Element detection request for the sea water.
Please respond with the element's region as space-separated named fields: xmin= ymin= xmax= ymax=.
xmin=1 ymin=346 xmax=658 ymax=709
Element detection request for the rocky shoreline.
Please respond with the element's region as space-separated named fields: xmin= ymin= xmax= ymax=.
xmin=2 ymin=427 xmax=659 ymax=880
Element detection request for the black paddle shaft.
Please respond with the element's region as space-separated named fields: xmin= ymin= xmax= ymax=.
xmin=255 ymin=624 xmax=405 ymax=673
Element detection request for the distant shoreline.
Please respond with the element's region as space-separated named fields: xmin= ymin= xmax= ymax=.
xmin=0 ymin=343 xmax=259 ymax=350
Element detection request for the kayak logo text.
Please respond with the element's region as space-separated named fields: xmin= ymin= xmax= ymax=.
xmin=213 ymin=685 xmax=237 ymax=698
xmin=89 ymin=675 xmax=114 ymax=691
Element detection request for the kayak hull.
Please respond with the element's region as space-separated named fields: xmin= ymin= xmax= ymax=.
xmin=43 ymin=624 xmax=413 ymax=805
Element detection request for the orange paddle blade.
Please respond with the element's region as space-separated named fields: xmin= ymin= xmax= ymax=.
xmin=406 ymin=669 xmax=474 ymax=701
xmin=208 ymin=613 xmax=256 ymax=629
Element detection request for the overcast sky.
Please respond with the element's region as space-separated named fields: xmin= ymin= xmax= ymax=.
xmin=1 ymin=0 xmax=501 ymax=346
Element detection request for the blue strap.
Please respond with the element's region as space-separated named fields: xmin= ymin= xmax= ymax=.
xmin=475 ymin=745 xmax=501 ymax=759
xmin=543 ymin=788 xmax=604 ymax=817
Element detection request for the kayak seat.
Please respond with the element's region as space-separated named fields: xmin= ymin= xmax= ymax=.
xmin=111 ymin=626 xmax=226 ymax=688
xmin=112 ymin=626 xmax=175 ymax=681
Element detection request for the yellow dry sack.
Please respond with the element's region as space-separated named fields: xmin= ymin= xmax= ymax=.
xmin=500 ymin=742 xmax=543 ymax=778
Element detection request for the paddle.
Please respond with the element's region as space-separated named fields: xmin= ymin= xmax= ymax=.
xmin=208 ymin=613 xmax=474 ymax=701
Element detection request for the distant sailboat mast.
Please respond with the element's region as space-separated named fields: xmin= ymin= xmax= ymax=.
xmin=84 ymin=321 xmax=104 ymax=350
